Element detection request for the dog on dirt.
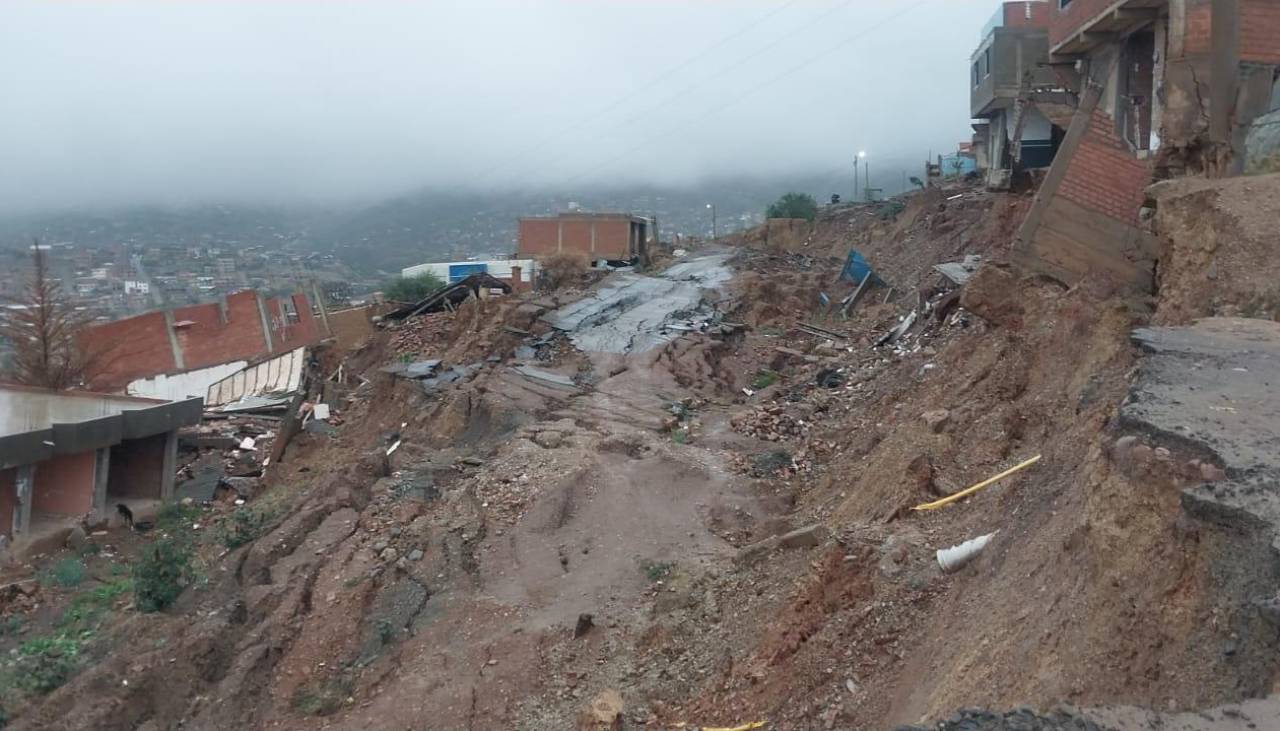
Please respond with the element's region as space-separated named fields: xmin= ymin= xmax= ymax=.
xmin=116 ymin=503 xmax=134 ymax=530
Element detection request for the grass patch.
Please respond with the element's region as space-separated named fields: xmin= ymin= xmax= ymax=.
xmin=751 ymin=369 xmax=780 ymax=390
xmin=11 ymin=635 xmax=83 ymax=694
xmin=640 ymin=559 xmax=674 ymax=583
xmin=291 ymin=675 xmax=353 ymax=716
xmin=60 ymin=580 xmax=132 ymax=629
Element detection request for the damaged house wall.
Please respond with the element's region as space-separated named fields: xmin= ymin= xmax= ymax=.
xmin=82 ymin=289 xmax=328 ymax=393
xmin=1014 ymin=0 xmax=1279 ymax=290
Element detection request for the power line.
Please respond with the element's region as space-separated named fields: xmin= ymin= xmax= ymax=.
xmin=465 ymin=0 xmax=805 ymax=186
xmin=474 ymin=0 xmax=865 ymax=187
xmin=552 ymin=0 xmax=934 ymax=190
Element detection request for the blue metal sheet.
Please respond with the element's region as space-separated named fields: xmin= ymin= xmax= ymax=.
xmin=447 ymin=263 xmax=487 ymax=283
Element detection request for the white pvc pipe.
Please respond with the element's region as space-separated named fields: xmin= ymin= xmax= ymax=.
xmin=936 ymin=531 xmax=998 ymax=573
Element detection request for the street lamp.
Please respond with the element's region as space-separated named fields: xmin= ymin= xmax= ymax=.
xmin=706 ymin=203 xmax=717 ymax=240
xmin=853 ymin=150 xmax=866 ymax=201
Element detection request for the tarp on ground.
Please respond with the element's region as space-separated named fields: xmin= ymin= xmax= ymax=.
xmin=840 ymin=250 xmax=883 ymax=286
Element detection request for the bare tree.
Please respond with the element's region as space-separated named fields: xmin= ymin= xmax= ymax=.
xmin=0 ymin=241 xmax=109 ymax=389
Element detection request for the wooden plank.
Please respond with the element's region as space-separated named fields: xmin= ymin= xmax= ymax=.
xmin=841 ymin=270 xmax=874 ymax=319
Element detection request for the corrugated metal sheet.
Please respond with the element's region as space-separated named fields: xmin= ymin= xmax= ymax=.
xmin=205 ymin=348 xmax=306 ymax=408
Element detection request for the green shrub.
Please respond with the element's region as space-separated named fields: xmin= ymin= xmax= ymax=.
xmin=766 ymin=192 xmax=818 ymax=221
xmin=382 ymin=272 xmax=445 ymax=303
xmin=133 ymin=536 xmax=194 ymax=613
xmin=43 ymin=558 xmax=86 ymax=588
xmin=14 ymin=635 xmax=81 ymax=693
xmin=877 ymin=200 xmax=906 ymax=220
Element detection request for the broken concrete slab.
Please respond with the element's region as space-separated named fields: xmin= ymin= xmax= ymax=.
xmin=176 ymin=454 xmax=224 ymax=502
xmin=933 ymin=254 xmax=982 ymax=285
xmin=513 ymin=365 xmax=578 ymax=391
xmin=543 ymin=252 xmax=732 ymax=354
xmin=1123 ymin=318 xmax=1280 ymax=545
xmin=381 ymin=359 xmax=443 ymax=378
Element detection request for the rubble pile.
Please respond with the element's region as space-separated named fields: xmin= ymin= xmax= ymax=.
xmin=388 ymin=312 xmax=454 ymax=359
xmin=730 ymin=404 xmax=813 ymax=442
xmin=175 ymin=414 xmax=282 ymax=502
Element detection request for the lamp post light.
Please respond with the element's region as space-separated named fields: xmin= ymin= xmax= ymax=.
xmin=706 ymin=203 xmax=717 ymax=240
xmin=854 ymin=150 xmax=866 ymax=201
xmin=858 ymin=150 xmax=868 ymax=201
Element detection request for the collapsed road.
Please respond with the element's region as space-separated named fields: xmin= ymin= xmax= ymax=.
xmin=542 ymin=251 xmax=733 ymax=353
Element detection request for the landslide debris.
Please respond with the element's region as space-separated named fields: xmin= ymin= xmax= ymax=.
xmin=6 ymin=179 xmax=1280 ymax=731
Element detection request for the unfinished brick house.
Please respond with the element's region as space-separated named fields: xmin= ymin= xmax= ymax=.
xmin=0 ymin=386 xmax=201 ymax=553
xmin=970 ymin=2 xmax=1072 ymax=188
xmin=1013 ymin=0 xmax=1280 ymax=289
xmin=517 ymin=213 xmax=651 ymax=264
xmin=81 ymin=289 xmax=330 ymax=397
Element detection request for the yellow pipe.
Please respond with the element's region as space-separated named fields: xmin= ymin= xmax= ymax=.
xmin=912 ymin=454 xmax=1042 ymax=511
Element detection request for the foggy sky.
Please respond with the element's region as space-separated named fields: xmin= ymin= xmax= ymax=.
xmin=0 ymin=1 xmax=994 ymax=214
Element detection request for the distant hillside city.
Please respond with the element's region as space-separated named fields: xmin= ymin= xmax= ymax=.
xmin=0 ymin=170 xmax=915 ymax=319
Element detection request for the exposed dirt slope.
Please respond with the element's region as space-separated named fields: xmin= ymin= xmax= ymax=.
xmin=6 ymin=180 xmax=1279 ymax=731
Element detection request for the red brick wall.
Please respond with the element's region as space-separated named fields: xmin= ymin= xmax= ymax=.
xmin=559 ymin=220 xmax=592 ymax=256
xmin=172 ymin=301 xmax=232 ymax=373
xmin=32 ymin=451 xmax=95 ymax=516
xmin=1057 ymin=108 xmax=1153 ymax=224
xmin=592 ymin=219 xmax=631 ymax=259
xmin=0 ymin=469 xmax=15 ymax=540
xmin=1049 ymin=0 xmax=1114 ymax=47
xmin=517 ymin=219 xmax=560 ymax=256
xmin=1242 ymin=0 xmax=1280 ymax=63
xmin=82 ymin=290 xmax=322 ymax=391
xmin=1005 ymin=1 xmax=1051 ymax=29
xmin=1184 ymin=0 xmax=1213 ymax=55
xmin=85 ymin=311 xmax=176 ymax=392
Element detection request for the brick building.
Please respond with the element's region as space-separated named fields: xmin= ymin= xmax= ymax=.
xmin=517 ymin=213 xmax=651 ymax=264
xmin=0 ymin=386 xmax=202 ymax=553
xmin=1013 ymin=0 xmax=1280 ymax=289
xmin=81 ymin=289 xmax=329 ymax=394
xmin=970 ymin=2 xmax=1070 ymax=188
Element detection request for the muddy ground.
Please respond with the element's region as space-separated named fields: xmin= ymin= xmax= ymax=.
xmin=4 ymin=178 xmax=1280 ymax=730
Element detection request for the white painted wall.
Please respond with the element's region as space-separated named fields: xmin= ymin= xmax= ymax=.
xmin=0 ymin=388 xmax=153 ymax=436
xmin=127 ymin=360 xmax=246 ymax=403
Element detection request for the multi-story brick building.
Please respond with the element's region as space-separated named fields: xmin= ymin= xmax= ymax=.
xmin=1012 ymin=0 xmax=1280 ymax=290
xmin=970 ymin=2 xmax=1071 ymax=188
